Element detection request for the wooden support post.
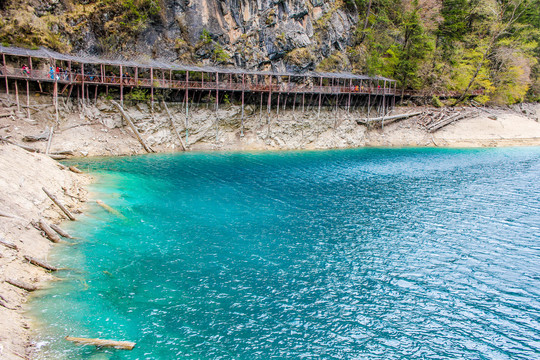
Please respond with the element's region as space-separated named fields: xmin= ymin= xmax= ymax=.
xmin=215 ymin=72 xmax=219 ymax=142
xmin=120 ymin=65 xmax=123 ymax=104
xmin=185 ymin=71 xmax=189 ymax=144
xmin=150 ymin=67 xmax=154 ymax=104
xmin=14 ymin=80 xmax=20 ymax=112
xmin=81 ymin=63 xmax=85 ymax=104
xmin=95 ymin=85 xmax=98 ymax=102
xmin=302 ymin=92 xmax=305 ymax=113
xmin=54 ymin=80 xmax=59 ymax=124
xmin=276 ymin=90 xmax=280 ymax=120
xmin=347 ymin=79 xmax=352 ymax=113
xmin=293 ymin=92 xmax=296 ymax=112
xmin=317 ymin=77 xmax=322 ymax=119
xmin=367 ymin=81 xmax=371 ymax=119
xmin=111 ymin=100 xmax=153 ymax=153
xmin=43 ymin=187 xmax=76 ymax=220
xmin=2 ymin=54 xmax=8 ymax=96
xmin=267 ymin=82 xmax=272 ymax=137
xmin=259 ymin=91 xmax=263 ymax=122
xmin=26 ymin=80 xmax=30 ymax=118
xmin=134 ymin=67 xmax=138 ymax=85
xmin=241 ymin=73 xmax=245 ymax=136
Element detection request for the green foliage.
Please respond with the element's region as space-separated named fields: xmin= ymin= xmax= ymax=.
xmin=212 ymin=44 xmax=230 ymax=63
xmin=126 ymin=88 xmax=150 ymax=102
xmin=432 ymin=95 xmax=443 ymax=107
xmin=200 ymin=29 xmax=212 ymax=44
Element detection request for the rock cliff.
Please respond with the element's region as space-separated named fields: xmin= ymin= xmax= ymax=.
xmin=0 ymin=0 xmax=358 ymax=73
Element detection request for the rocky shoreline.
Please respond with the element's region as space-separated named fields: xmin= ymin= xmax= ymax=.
xmin=1 ymin=96 xmax=539 ymax=157
xmin=0 ymin=144 xmax=90 ymax=360
xmin=0 ymin=97 xmax=539 ymax=359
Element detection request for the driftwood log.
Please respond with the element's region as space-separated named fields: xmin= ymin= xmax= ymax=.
xmin=0 ymin=136 xmax=39 ymax=153
xmin=427 ymin=111 xmax=477 ymax=132
xmin=50 ymin=224 xmax=74 ymax=239
xmin=38 ymin=218 xmax=61 ymax=243
xmin=0 ymin=236 xmax=18 ymax=250
xmin=6 ymin=278 xmax=37 ymax=292
xmin=111 ymin=100 xmax=154 ymax=153
xmin=162 ymin=100 xmax=186 ymax=151
xmin=96 ymin=200 xmax=125 ymax=218
xmin=42 ymin=187 xmax=76 ymax=221
xmin=24 ymin=255 xmax=58 ymax=271
xmin=357 ymin=111 xmax=423 ymax=125
xmin=49 ymin=154 xmax=68 ymax=160
xmin=69 ymin=166 xmax=83 ymax=174
xmin=65 ymin=336 xmax=136 ymax=350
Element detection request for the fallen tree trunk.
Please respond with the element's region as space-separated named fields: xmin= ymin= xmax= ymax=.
xmin=65 ymin=336 xmax=136 ymax=350
xmin=69 ymin=166 xmax=83 ymax=174
xmin=357 ymin=111 xmax=423 ymax=124
xmin=427 ymin=111 xmax=477 ymax=133
xmin=50 ymin=224 xmax=74 ymax=239
xmin=39 ymin=218 xmax=61 ymax=243
xmin=0 ymin=137 xmax=39 ymax=153
xmin=162 ymin=100 xmax=186 ymax=151
xmin=6 ymin=278 xmax=38 ymax=292
xmin=24 ymin=255 xmax=58 ymax=271
xmin=0 ymin=236 xmax=18 ymax=250
xmin=42 ymin=187 xmax=76 ymax=221
xmin=96 ymin=200 xmax=125 ymax=218
xmin=111 ymin=100 xmax=153 ymax=153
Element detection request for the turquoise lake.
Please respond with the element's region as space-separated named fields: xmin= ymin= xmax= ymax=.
xmin=31 ymin=148 xmax=540 ymax=359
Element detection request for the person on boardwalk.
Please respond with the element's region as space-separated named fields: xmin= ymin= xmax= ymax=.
xmin=21 ymin=64 xmax=29 ymax=76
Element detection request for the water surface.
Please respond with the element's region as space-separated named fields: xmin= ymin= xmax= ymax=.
xmin=31 ymin=148 xmax=540 ymax=359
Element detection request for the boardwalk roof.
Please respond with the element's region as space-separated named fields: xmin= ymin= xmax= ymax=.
xmin=0 ymin=45 xmax=395 ymax=82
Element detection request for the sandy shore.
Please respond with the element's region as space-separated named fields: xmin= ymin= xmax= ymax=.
xmin=0 ymin=98 xmax=539 ymax=358
xmin=0 ymin=144 xmax=89 ymax=360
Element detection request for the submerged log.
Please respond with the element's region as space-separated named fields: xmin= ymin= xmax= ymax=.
xmin=50 ymin=224 xmax=74 ymax=239
xmin=111 ymin=100 xmax=153 ymax=153
xmin=24 ymin=255 xmax=58 ymax=271
xmin=38 ymin=218 xmax=61 ymax=243
xmin=65 ymin=336 xmax=136 ymax=350
xmin=96 ymin=200 xmax=124 ymax=218
xmin=357 ymin=111 xmax=423 ymax=124
xmin=6 ymin=278 xmax=38 ymax=292
xmin=42 ymin=187 xmax=76 ymax=221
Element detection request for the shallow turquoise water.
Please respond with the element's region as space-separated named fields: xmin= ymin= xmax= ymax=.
xmin=31 ymin=148 xmax=540 ymax=359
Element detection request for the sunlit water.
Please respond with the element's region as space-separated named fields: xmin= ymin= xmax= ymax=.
xmin=30 ymin=148 xmax=540 ymax=359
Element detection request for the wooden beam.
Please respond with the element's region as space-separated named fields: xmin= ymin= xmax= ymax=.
xmin=111 ymin=100 xmax=153 ymax=153
xmin=43 ymin=187 xmax=76 ymax=221
xmin=3 ymin=54 xmax=8 ymax=95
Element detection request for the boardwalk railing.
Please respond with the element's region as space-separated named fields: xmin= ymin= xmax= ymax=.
xmin=1 ymin=65 xmax=395 ymax=96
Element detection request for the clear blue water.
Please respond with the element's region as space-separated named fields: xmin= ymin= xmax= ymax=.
xmin=31 ymin=148 xmax=540 ymax=359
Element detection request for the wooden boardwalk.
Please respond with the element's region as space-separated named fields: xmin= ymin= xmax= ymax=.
xmin=1 ymin=45 xmax=396 ymax=107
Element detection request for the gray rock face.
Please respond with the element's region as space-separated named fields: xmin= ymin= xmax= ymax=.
xmin=74 ymin=0 xmax=358 ymax=72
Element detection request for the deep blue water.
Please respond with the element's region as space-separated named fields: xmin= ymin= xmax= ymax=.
xmin=31 ymin=148 xmax=540 ymax=359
